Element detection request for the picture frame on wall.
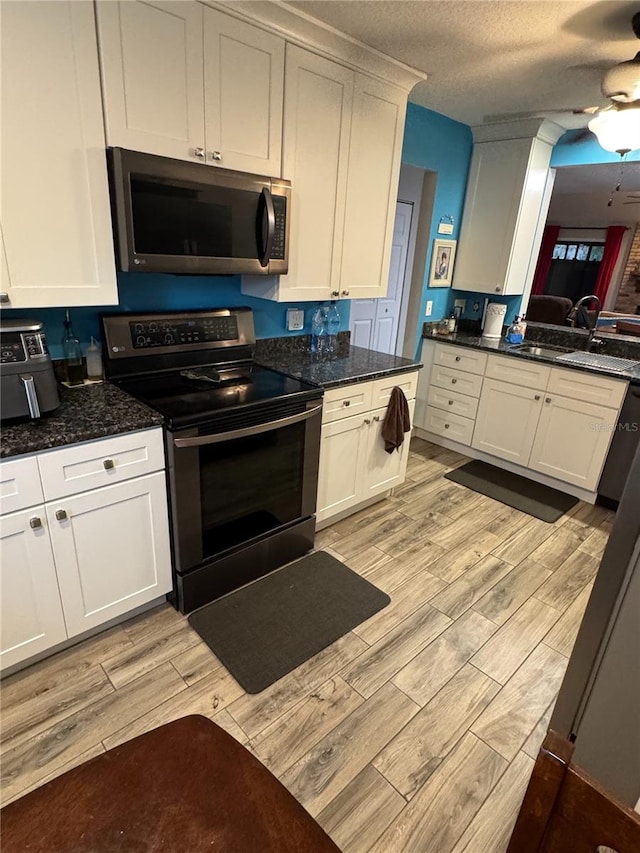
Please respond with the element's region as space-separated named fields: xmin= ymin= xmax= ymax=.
xmin=429 ymin=239 xmax=457 ymax=288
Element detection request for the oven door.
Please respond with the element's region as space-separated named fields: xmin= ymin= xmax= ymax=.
xmin=167 ymin=399 xmax=322 ymax=576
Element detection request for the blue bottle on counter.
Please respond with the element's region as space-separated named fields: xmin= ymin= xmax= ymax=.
xmin=311 ymin=306 xmax=329 ymax=362
xmin=326 ymin=301 xmax=341 ymax=360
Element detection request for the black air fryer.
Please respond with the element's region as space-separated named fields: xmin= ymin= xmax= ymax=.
xmin=0 ymin=319 xmax=60 ymax=421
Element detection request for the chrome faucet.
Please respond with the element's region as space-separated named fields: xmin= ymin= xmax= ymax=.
xmin=568 ymin=295 xmax=602 ymax=350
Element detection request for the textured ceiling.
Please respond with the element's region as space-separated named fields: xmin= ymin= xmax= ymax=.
xmin=288 ymin=1 xmax=640 ymax=129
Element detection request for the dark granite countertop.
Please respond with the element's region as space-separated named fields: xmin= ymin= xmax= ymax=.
xmin=257 ymin=345 xmax=422 ymax=389
xmin=422 ymin=327 xmax=640 ymax=385
xmin=1 ymin=383 xmax=164 ymax=460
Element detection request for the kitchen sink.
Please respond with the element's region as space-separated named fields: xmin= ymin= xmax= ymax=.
xmin=509 ymin=343 xmax=576 ymax=358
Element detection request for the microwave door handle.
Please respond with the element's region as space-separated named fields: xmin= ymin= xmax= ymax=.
xmin=259 ymin=187 xmax=276 ymax=267
xmin=20 ymin=374 xmax=41 ymax=419
xmin=173 ymin=405 xmax=322 ymax=448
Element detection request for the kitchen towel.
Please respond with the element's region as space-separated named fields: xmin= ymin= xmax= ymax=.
xmin=382 ymin=386 xmax=411 ymax=453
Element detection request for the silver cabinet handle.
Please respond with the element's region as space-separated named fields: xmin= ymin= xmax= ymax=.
xmin=194 ymin=147 xmax=205 ymax=160
xmin=545 ymin=397 xmax=552 ymax=404
xmin=0 ymin=292 xmax=9 ymax=304
xmin=534 ymin=394 xmax=541 ymax=400
xmin=451 ymin=378 xmax=457 ymax=385
xmin=444 ymin=423 xmax=450 ymax=429
xmin=210 ymin=151 xmax=222 ymax=161
xmin=55 ymin=509 xmax=68 ymax=521
xmin=342 ymin=400 xmax=350 ymax=407
xmin=29 ymin=516 xmax=42 ymax=529
xmin=495 ymin=287 xmax=500 ymax=293
xmin=103 ymin=459 xmax=115 ymax=470
xmin=331 ymin=290 xmax=340 ymax=297
xmin=20 ymin=375 xmax=41 ymax=419
xmin=373 ymin=415 xmax=380 ymax=422
xmin=455 ymin=356 xmax=461 ymax=362
xmin=364 ymin=418 xmax=371 ymax=425
xmin=342 ymin=290 xmax=350 ymax=296
xmin=448 ymin=400 xmax=454 ymax=405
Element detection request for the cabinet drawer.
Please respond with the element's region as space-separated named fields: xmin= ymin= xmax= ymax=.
xmin=548 ymin=367 xmax=627 ymax=410
xmin=424 ymin=406 xmax=474 ymax=446
xmin=430 ymin=365 xmax=483 ymax=399
xmin=485 ymin=354 xmax=551 ymax=390
xmin=322 ymin=381 xmax=374 ymax=424
xmin=37 ymin=428 xmax=166 ymax=501
xmin=0 ymin=456 xmax=44 ymax=515
xmin=427 ymin=385 xmax=479 ymax=420
xmin=371 ymin=370 xmax=419 ymax=407
xmin=433 ymin=343 xmax=487 ymax=376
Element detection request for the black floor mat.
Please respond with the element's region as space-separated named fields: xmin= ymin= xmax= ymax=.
xmin=445 ymin=460 xmax=578 ymax=522
xmin=188 ymin=551 xmax=390 ymax=694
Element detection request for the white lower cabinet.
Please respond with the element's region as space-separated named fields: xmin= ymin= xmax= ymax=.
xmin=472 ymin=378 xmax=543 ymax=466
xmin=0 ymin=507 xmax=68 ymax=671
xmin=316 ymin=373 xmax=418 ymax=525
xmin=0 ymin=429 xmax=172 ymax=672
xmin=48 ymin=473 xmax=172 ymax=637
xmin=528 ymin=396 xmax=618 ymax=491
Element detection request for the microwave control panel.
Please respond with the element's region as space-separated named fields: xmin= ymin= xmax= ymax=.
xmin=271 ymin=196 xmax=287 ymax=261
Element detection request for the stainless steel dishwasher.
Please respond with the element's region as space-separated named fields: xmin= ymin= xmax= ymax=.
xmin=598 ymin=383 xmax=640 ymax=506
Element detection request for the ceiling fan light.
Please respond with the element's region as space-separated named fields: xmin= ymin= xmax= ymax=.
xmin=588 ymin=107 xmax=640 ymax=154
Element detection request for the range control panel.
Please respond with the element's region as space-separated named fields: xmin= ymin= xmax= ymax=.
xmin=0 ymin=332 xmax=48 ymax=364
xmin=130 ymin=316 xmax=239 ymax=349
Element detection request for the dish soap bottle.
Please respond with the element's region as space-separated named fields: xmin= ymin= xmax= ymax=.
xmin=86 ymin=336 xmax=103 ymax=381
xmin=505 ymin=315 xmax=525 ymax=345
xmin=62 ymin=309 xmax=85 ymax=385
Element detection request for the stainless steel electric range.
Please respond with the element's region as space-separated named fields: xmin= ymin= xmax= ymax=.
xmin=102 ymin=308 xmax=323 ymax=614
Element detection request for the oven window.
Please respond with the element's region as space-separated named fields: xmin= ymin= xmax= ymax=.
xmin=130 ymin=176 xmax=259 ymax=258
xmin=198 ymin=421 xmax=305 ymax=558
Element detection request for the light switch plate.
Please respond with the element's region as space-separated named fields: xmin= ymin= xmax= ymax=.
xmin=286 ymin=308 xmax=305 ymax=331
xmin=425 ymin=301 xmax=433 ymax=317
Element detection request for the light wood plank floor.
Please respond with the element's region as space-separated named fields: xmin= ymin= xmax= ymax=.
xmin=0 ymin=437 xmax=615 ymax=852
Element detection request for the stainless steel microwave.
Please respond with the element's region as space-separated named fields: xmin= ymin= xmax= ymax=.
xmin=107 ymin=148 xmax=290 ymax=276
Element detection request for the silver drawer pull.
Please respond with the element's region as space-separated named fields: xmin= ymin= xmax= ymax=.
xmin=448 ymin=400 xmax=454 ymax=405
xmin=534 ymin=394 xmax=541 ymax=401
xmin=55 ymin=509 xmax=67 ymax=521
xmin=29 ymin=516 xmax=42 ymax=529
xmin=451 ymin=378 xmax=457 ymax=384
xmin=455 ymin=356 xmax=461 ymax=362
xmin=372 ymin=415 xmax=380 ymax=422
xmin=545 ymin=397 xmax=552 ymax=404
xmin=342 ymin=400 xmax=350 ymax=407
xmin=444 ymin=423 xmax=450 ymax=429
xmin=364 ymin=418 xmax=371 ymax=425
xmin=103 ymin=459 xmax=115 ymax=470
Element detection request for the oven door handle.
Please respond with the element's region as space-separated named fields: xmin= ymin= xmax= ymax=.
xmin=173 ymin=405 xmax=322 ymax=448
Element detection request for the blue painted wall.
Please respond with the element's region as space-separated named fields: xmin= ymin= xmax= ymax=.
xmin=10 ymin=274 xmax=350 ymax=360
xmin=401 ymin=103 xmax=474 ymax=353
xmin=551 ymin=129 xmax=640 ymax=167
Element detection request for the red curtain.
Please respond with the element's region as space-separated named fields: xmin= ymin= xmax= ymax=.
xmin=531 ymin=224 xmax=560 ymax=295
xmin=594 ymin=225 xmax=627 ymax=304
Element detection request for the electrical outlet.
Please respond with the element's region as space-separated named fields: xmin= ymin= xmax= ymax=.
xmin=425 ymin=301 xmax=433 ymax=317
xmin=286 ymin=308 xmax=304 ymax=331
xmin=454 ymin=299 xmax=466 ymax=313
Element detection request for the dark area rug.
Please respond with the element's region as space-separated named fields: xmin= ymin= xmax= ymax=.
xmin=188 ymin=551 xmax=390 ymax=694
xmin=445 ymin=459 xmax=578 ymax=523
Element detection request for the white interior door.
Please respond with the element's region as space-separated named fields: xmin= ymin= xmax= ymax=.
xmin=349 ymin=201 xmax=413 ymax=353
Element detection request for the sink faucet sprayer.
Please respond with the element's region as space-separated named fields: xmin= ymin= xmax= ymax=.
xmin=568 ymin=295 xmax=602 ymax=350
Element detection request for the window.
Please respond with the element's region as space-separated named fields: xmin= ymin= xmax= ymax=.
xmin=546 ymin=241 xmax=605 ymax=302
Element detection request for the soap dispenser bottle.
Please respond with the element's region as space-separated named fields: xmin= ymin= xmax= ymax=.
xmin=86 ymin=336 xmax=103 ymax=381
xmin=505 ymin=315 xmax=525 ymax=344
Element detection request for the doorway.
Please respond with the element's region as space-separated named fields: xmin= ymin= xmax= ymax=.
xmin=349 ymin=201 xmax=414 ymax=354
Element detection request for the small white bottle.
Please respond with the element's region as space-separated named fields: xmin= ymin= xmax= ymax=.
xmin=86 ymin=337 xmax=103 ymax=381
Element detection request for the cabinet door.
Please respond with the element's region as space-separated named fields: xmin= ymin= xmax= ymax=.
xmin=316 ymin=413 xmax=367 ymax=524
xmin=339 ymin=74 xmax=407 ymax=298
xmin=472 ymin=378 xmax=543 ymax=465
xmin=96 ymin=0 xmax=205 ymax=162
xmin=364 ymin=401 xmax=415 ymax=498
xmin=278 ymin=45 xmax=354 ymax=300
xmin=0 ymin=507 xmax=67 ymax=671
xmin=48 ymin=473 xmax=172 ymax=637
xmin=452 ymin=139 xmax=532 ymax=296
xmin=1 ymin=1 xmax=117 ymax=308
xmin=203 ymin=8 xmax=283 ymax=176
xmin=529 ymin=396 xmax=617 ymax=491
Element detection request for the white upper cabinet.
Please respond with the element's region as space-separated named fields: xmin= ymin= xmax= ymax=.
xmin=453 ymin=130 xmax=558 ymax=296
xmin=243 ymin=46 xmax=409 ymax=302
xmin=1 ymin=0 xmax=117 ymax=308
xmin=97 ymin=2 xmax=284 ymax=175
xmin=339 ymin=74 xmax=406 ymax=299
xmin=96 ymin=1 xmax=205 ymax=162
xmin=203 ymin=7 xmax=284 ymax=176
